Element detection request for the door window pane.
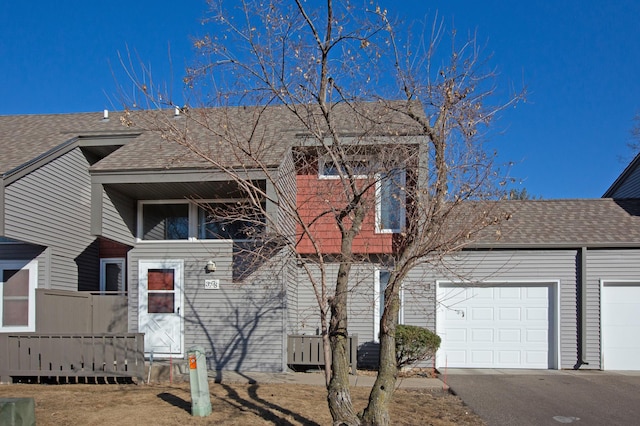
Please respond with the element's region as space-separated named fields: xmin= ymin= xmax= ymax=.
xmin=148 ymin=294 xmax=175 ymax=313
xmin=148 ymin=269 xmax=174 ymax=290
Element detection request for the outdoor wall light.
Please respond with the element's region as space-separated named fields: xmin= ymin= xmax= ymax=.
xmin=205 ymin=260 xmax=217 ymax=273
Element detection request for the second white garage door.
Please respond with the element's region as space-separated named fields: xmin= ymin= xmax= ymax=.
xmin=436 ymin=282 xmax=557 ymax=369
xmin=601 ymin=282 xmax=640 ymax=370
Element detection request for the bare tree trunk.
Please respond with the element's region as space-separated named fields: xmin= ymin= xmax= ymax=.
xmin=327 ymin=261 xmax=360 ymax=426
xmin=322 ymin=322 xmax=332 ymax=386
xmin=360 ymin=289 xmax=401 ymax=426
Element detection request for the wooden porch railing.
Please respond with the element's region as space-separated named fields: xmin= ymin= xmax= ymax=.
xmin=287 ymin=334 xmax=358 ymax=375
xmin=0 ymin=333 xmax=145 ymax=384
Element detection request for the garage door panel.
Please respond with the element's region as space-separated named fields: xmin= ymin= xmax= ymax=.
xmin=603 ymin=306 xmax=637 ymax=324
xmin=526 ymin=351 xmax=548 ymax=364
xmin=470 ymin=351 xmax=494 ymax=364
xmin=498 ymin=351 xmax=521 ymax=364
xmin=443 ymin=308 xmax=466 ymax=321
xmin=526 ymin=307 xmax=548 ymax=320
xmin=499 ymin=287 xmax=521 ymax=298
xmin=526 ymin=286 xmax=549 ymax=298
xmin=498 ymin=329 xmax=521 ymax=342
xmin=526 ymin=329 xmax=547 ymax=342
xmin=437 ymin=283 xmax=554 ymax=369
xmin=444 ymin=328 xmax=467 ymax=342
xmin=471 ymin=329 xmax=493 ymax=342
xmin=602 ymin=283 xmax=640 ymax=370
xmin=471 ymin=307 xmax=494 ymax=320
xmin=499 ymin=307 xmax=521 ymax=320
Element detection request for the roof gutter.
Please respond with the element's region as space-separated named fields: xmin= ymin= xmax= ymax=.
xmin=466 ymin=242 xmax=640 ymax=250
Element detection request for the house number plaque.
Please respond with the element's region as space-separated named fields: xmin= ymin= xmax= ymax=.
xmin=204 ymin=279 xmax=220 ymax=290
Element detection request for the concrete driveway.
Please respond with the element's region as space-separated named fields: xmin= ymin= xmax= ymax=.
xmin=442 ymin=369 xmax=640 ymax=426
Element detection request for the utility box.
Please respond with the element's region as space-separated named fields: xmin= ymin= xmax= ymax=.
xmin=0 ymin=398 xmax=36 ymax=426
xmin=187 ymin=346 xmax=212 ymax=417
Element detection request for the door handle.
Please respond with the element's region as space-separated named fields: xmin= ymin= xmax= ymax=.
xmin=177 ymin=307 xmax=180 ymax=315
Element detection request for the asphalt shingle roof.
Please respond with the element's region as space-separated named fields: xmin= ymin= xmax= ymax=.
xmin=1 ymin=101 xmax=425 ymax=175
xmin=0 ymin=112 xmax=137 ymax=176
xmin=473 ymin=198 xmax=640 ymax=247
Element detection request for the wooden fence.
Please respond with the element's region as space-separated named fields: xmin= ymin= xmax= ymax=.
xmin=0 ymin=289 xmax=143 ymax=384
xmin=0 ymin=334 xmax=145 ymax=383
xmin=287 ymin=334 xmax=358 ymax=375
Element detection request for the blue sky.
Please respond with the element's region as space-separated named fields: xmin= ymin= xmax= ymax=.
xmin=1 ymin=1 xmax=639 ymax=199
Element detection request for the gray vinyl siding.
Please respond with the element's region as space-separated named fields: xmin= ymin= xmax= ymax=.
xmin=101 ymin=187 xmax=135 ymax=245
xmin=275 ymin=152 xmax=297 ymax=241
xmin=585 ymin=248 xmax=640 ymax=369
xmin=3 ymin=148 xmax=98 ymax=291
xmin=294 ymin=262 xmax=380 ymax=367
xmin=406 ymin=250 xmax=579 ymax=369
xmin=129 ymin=241 xmax=287 ymax=372
xmin=608 ymin=166 xmax=640 ymax=198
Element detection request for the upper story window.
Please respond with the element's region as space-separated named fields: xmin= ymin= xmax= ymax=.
xmin=376 ymin=169 xmax=406 ymax=233
xmin=139 ymin=200 xmax=264 ymax=241
xmin=198 ymin=202 xmax=265 ymax=240
xmin=141 ymin=203 xmax=189 ymax=240
xmin=319 ymin=155 xmax=372 ymax=179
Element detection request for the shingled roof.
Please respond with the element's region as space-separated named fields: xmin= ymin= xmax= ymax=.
xmin=1 ymin=101 xmax=425 ymax=176
xmin=0 ymin=111 xmax=138 ymax=177
xmin=472 ymin=198 xmax=640 ymax=248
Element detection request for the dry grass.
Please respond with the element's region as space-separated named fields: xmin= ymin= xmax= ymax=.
xmin=0 ymin=380 xmax=485 ymax=425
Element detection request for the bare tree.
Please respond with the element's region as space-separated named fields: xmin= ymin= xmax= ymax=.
xmin=630 ymin=113 xmax=640 ymax=153
xmin=119 ymin=1 xmax=523 ymax=424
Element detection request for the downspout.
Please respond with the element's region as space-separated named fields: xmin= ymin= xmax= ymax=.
xmin=576 ymin=247 xmax=589 ymax=368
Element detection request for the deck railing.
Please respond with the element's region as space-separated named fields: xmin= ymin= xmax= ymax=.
xmin=287 ymin=334 xmax=358 ymax=375
xmin=0 ymin=333 xmax=145 ymax=383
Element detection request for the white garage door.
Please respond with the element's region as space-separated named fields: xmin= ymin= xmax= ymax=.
xmin=436 ymin=283 xmax=555 ymax=369
xmin=601 ymin=282 xmax=640 ymax=370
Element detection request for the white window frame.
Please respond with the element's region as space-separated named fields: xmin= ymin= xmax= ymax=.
xmin=0 ymin=260 xmax=38 ymax=332
xmin=319 ymin=155 xmax=372 ymax=179
xmin=99 ymin=258 xmax=126 ymax=294
xmin=137 ymin=200 xmax=192 ymax=242
xmin=137 ymin=199 xmax=262 ymax=242
xmin=375 ymin=169 xmax=406 ymax=233
xmin=373 ymin=268 xmax=404 ymax=343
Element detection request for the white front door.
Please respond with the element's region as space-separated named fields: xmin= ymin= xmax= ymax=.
xmin=601 ymin=281 xmax=640 ymax=370
xmin=436 ymin=282 xmax=556 ymax=369
xmin=138 ymin=260 xmax=183 ymax=358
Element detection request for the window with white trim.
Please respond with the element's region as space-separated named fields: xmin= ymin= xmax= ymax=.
xmin=198 ymin=202 xmax=265 ymax=240
xmin=0 ymin=260 xmax=37 ymax=332
xmin=138 ymin=200 xmax=264 ymax=241
xmin=373 ymin=268 xmax=403 ymax=342
xmin=376 ymin=169 xmax=406 ymax=233
xmin=141 ymin=202 xmax=189 ymax=240
xmin=319 ymin=155 xmax=373 ymax=179
xmin=100 ymin=258 xmax=125 ymax=294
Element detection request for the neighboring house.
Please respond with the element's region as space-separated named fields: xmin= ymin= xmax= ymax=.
xmin=2 ymin=106 xmax=640 ymax=373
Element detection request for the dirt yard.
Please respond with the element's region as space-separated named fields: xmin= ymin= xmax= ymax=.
xmin=0 ymin=379 xmax=485 ymax=425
